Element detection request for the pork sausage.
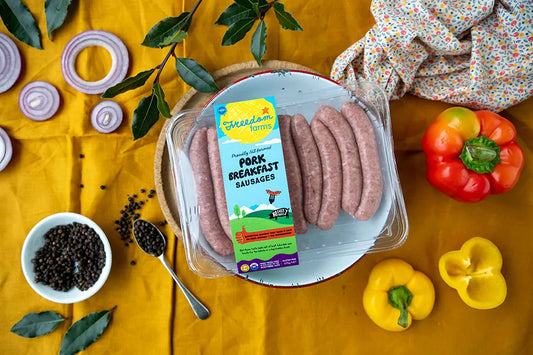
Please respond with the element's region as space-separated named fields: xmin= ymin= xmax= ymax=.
xmin=341 ymin=102 xmax=383 ymax=221
xmin=189 ymin=128 xmax=234 ymax=255
xmin=207 ymin=126 xmax=232 ymax=240
xmin=310 ymin=119 xmax=342 ymax=230
xmin=279 ymin=115 xmax=307 ymax=234
xmin=313 ymin=105 xmax=362 ymax=217
xmin=290 ymin=113 xmax=322 ymax=226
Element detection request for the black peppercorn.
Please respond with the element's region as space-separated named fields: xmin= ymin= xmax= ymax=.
xmin=32 ymin=223 xmax=106 ymax=292
xmin=133 ymin=219 xmax=165 ymax=256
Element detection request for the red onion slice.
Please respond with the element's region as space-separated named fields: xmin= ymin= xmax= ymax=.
xmin=91 ymin=100 xmax=123 ymax=133
xmin=61 ymin=30 xmax=129 ymax=95
xmin=0 ymin=127 xmax=13 ymax=171
xmin=19 ymin=81 xmax=61 ymax=121
xmin=0 ymin=33 xmax=22 ymax=94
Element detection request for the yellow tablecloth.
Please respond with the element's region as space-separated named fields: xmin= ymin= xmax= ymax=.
xmin=1 ymin=1 xmax=531 ymax=354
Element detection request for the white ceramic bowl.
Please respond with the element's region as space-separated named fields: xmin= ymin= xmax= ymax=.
xmin=21 ymin=212 xmax=112 ymax=303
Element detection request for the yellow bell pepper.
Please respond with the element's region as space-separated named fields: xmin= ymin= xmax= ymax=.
xmin=439 ymin=237 xmax=507 ymax=309
xmin=363 ymin=258 xmax=435 ymax=332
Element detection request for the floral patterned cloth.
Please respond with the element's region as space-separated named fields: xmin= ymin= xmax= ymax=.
xmin=331 ymin=0 xmax=533 ymax=111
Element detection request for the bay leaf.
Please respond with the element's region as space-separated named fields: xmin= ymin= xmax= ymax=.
xmin=44 ymin=0 xmax=72 ymax=39
xmin=273 ymin=2 xmax=302 ymax=31
xmin=132 ymin=94 xmax=160 ymax=140
xmin=215 ymin=3 xmax=254 ymax=26
xmin=0 ymin=0 xmax=42 ymax=49
xmin=175 ymin=57 xmax=218 ymax=93
xmin=142 ymin=12 xmax=191 ymax=48
xmin=153 ymin=83 xmax=171 ymax=119
xmin=251 ymin=20 xmax=266 ymax=66
xmin=221 ymin=17 xmax=255 ymax=46
xmin=158 ymin=30 xmax=187 ymax=48
xmin=59 ymin=308 xmax=115 ymax=355
xmin=101 ymin=68 xmax=155 ymax=98
xmin=233 ymin=0 xmax=256 ymax=10
xmin=10 ymin=311 xmax=65 ymax=338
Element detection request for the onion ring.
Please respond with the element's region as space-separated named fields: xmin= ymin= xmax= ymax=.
xmin=0 ymin=127 xmax=13 ymax=172
xmin=91 ymin=100 xmax=123 ymax=133
xmin=0 ymin=33 xmax=22 ymax=94
xmin=19 ymin=81 xmax=61 ymax=121
xmin=61 ymin=30 xmax=129 ymax=95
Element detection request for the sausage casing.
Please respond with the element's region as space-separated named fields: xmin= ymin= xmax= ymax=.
xmin=341 ymin=102 xmax=383 ymax=221
xmin=189 ymin=127 xmax=234 ymax=255
xmin=279 ymin=115 xmax=308 ymax=235
xmin=310 ymin=119 xmax=342 ymax=230
xmin=207 ymin=126 xmax=232 ymax=239
xmin=291 ymin=113 xmax=322 ymax=226
xmin=313 ymin=105 xmax=362 ymax=217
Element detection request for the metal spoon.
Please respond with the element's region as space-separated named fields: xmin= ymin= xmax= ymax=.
xmin=133 ymin=219 xmax=210 ymax=320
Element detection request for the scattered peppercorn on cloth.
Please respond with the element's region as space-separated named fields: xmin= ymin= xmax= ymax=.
xmin=1 ymin=0 xmax=533 ymax=354
xmin=331 ymin=0 xmax=533 ymax=111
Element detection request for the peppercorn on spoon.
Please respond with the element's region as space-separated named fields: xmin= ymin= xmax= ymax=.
xmin=133 ymin=219 xmax=210 ymax=320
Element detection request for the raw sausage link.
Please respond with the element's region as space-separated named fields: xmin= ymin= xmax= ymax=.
xmin=313 ymin=105 xmax=362 ymax=217
xmin=310 ymin=119 xmax=342 ymax=230
xmin=279 ymin=115 xmax=308 ymax=235
xmin=290 ymin=113 xmax=322 ymax=226
xmin=341 ymin=102 xmax=383 ymax=221
xmin=207 ymin=126 xmax=232 ymax=240
xmin=189 ymin=128 xmax=234 ymax=255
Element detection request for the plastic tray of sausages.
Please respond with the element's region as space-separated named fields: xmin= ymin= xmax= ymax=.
xmin=166 ymin=72 xmax=408 ymax=279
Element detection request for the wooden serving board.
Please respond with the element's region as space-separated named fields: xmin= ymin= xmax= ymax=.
xmin=154 ymin=60 xmax=316 ymax=240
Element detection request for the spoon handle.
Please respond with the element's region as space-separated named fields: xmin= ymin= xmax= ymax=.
xmin=158 ymin=256 xmax=210 ymax=320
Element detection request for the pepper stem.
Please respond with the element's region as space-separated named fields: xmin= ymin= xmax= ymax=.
xmin=459 ymin=135 xmax=501 ymax=174
xmin=388 ymin=285 xmax=413 ymax=328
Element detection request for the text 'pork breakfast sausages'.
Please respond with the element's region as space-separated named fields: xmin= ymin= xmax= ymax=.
xmin=341 ymin=102 xmax=383 ymax=221
xmin=291 ymin=113 xmax=322 ymax=226
xmin=313 ymin=105 xmax=362 ymax=217
xmin=279 ymin=115 xmax=308 ymax=235
xmin=207 ymin=126 xmax=232 ymax=240
xmin=189 ymin=128 xmax=234 ymax=256
xmin=310 ymin=119 xmax=342 ymax=230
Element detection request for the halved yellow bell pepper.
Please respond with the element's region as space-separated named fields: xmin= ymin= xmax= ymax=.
xmin=439 ymin=237 xmax=507 ymax=309
xmin=363 ymin=258 xmax=435 ymax=332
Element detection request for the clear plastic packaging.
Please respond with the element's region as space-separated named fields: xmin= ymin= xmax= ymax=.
xmin=166 ymin=70 xmax=408 ymax=286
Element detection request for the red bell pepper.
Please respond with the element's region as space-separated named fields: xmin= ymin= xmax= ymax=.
xmin=422 ymin=107 xmax=524 ymax=202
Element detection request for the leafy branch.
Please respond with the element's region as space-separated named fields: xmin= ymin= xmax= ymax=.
xmin=102 ymin=0 xmax=302 ymax=140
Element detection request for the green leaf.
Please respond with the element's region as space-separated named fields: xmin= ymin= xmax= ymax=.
xmin=132 ymin=94 xmax=160 ymax=140
xmin=215 ymin=3 xmax=255 ymax=26
xmin=0 ymin=0 xmax=42 ymax=49
xmin=175 ymin=57 xmax=218 ymax=93
xmin=233 ymin=0 xmax=256 ymax=9
xmin=152 ymin=83 xmax=171 ymax=119
xmin=142 ymin=12 xmax=191 ymax=48
xmin=101 ymin=68 xmax=156 ymax=98
xmin=252 ymin=2 xmax=260 ymax=17
xmin=221 ymin=17 xmax=255 ymax=46
xmin=45 ymin=0 xmax=72 ymax=40
xmin=273 ymin=2 xmax=303 ymax=31
xmin=59 ymin=308 xmax=114 ymax=355
xmin=10 ymin=311 xmax=65 ymax=338
xmin=251 ymin=20 xmax=266 ymax=66
xmin=159 ymin=30 xmax=187 ymax=48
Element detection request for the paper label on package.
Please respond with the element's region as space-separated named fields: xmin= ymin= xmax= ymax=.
xmin=214 ymin=96 xmax=299 ymax=273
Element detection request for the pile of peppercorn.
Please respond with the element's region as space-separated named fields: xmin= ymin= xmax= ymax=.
xmin=115 ymin=189 xmax=157 ymax=248
xmin=133 ymin=219 xmax=165 ymax=256
xmin=32 ymin=222 xmax=106 ymax=292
